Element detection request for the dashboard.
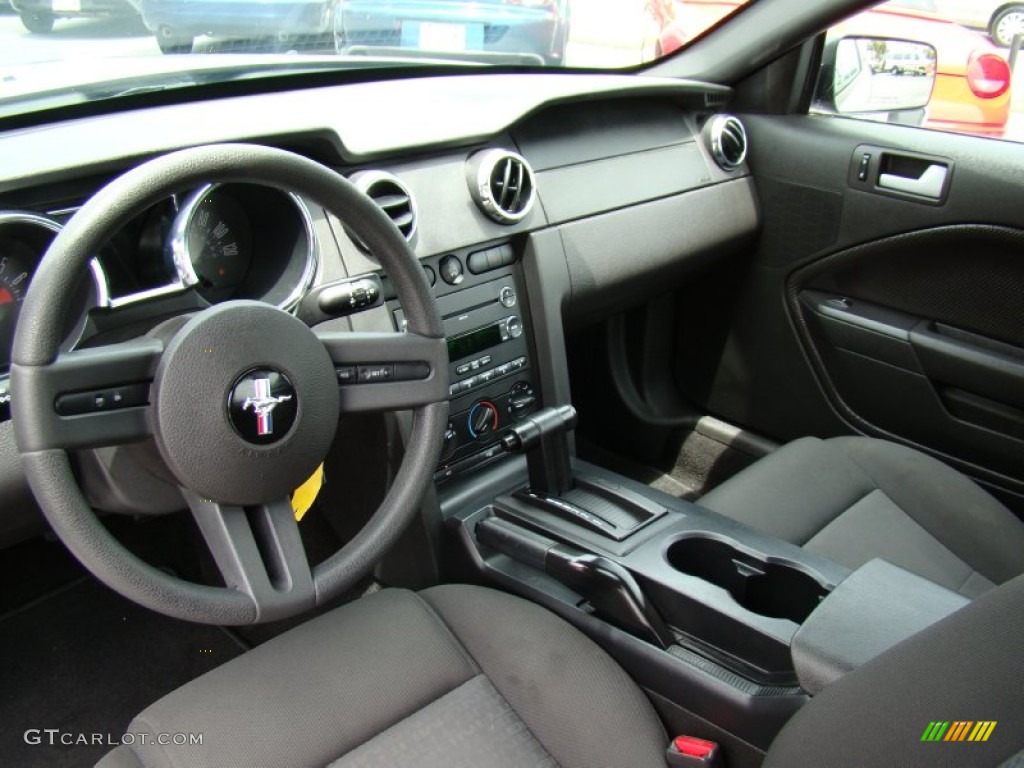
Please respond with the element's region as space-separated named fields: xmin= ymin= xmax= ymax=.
xmin=0 ymin=71 xmax=760 ymax=542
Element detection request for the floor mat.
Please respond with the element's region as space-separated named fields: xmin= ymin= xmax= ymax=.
xmin=578 ymin=420 xmax=768 ymax=502
xmin=0 ymin=577 xmax=243 ymax=768
xmin=577 ymin=437 xmax=701 ymax=499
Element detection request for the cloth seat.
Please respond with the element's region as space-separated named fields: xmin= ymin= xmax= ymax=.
xmin=97 ymin=579 xmax=1024 ymax=768
xmin=97 ymin=585 xmax=669 ymax=768
xmin=699 ymin=436 xmax=1024 ymax=597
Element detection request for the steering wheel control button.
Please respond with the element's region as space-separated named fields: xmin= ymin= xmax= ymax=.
xmin=439 ymin=255 xmax=464 ymax=285
xmin=357 ymin=364 xmax=394 ymax=383
xmin=228 ymin=368 xmax=298 ymax=445
xmin=56 ymin=383 xmax=149 ymax=416
xmin=394 ymin=362 xmax=430 ymax=380
xmin=337 ymin=362 xmax=429 ymax=386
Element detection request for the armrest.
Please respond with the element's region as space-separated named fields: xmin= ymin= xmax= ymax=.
xmin=791 ymin=559 xmax=970 ymax=695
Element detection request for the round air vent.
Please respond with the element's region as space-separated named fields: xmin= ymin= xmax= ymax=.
xmin=466 ymin=148 xmax=536 ymax=225
xmin=350 ymin=170 xmax=417 ymax=243
xmin=707 ymin=115 xmax=748 ymax=171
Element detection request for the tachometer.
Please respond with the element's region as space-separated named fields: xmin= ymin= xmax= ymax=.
xmin=0 ymin=212 xmax=109 ymax=375
xmin=0 ymin=247 xmax=32 ymax=306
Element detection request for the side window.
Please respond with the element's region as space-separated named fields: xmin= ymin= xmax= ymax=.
xmin=812 ymin=0 xmax=1016 ymax=142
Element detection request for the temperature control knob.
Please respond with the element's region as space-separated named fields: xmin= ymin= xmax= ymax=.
xmin=467 ymin=400 xmax=499 ymax=438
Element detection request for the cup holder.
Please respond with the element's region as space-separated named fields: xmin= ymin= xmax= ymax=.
xmin=666 ymin=536 xmax=828 ymax=623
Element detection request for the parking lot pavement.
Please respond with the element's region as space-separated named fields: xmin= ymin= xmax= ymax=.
xmin=0 ymin=14 xmax=157 ymax=66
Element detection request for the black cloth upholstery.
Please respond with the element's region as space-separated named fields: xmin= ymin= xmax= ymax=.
xmin=328 ymin=676 xmax=556 ymax=768
xmin=700 ymin=436 xmax=1024 ymax=596
xmin=765 ymin=573 xmax=1024 ymax=767
xmin=98 ymin=585 xmax=668 ymax=768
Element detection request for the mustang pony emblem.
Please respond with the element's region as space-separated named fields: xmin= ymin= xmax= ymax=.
xmin=242 ymin=378 xmax=293 ymax=436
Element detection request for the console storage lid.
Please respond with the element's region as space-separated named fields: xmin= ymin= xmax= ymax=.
xmin=792 ymin=558 xmax=970 ymax=694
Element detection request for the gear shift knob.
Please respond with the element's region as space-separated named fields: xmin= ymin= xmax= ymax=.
xmin=502 ymin=405 xmax=577 ymax=495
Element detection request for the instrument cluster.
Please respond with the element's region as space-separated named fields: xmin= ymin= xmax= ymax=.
xmin=0 ymin=183 xmax=319 ymax=376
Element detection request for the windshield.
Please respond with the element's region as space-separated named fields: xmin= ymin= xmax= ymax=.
xmin=0 ymin=0 xmax=755 ymax=119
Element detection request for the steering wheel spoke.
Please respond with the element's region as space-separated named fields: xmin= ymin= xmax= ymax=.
xmin=185 ymin=491 xmax=315 ymax=622
xmin=317 ymin=330 xmax=449 ymax=412
xmin=13 ymin=337 xmax=163 ymax=451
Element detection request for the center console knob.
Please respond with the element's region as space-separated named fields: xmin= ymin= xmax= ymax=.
xmin=508 ymin=382 xmax=536 ymax=421
xmin=439 ymin=255 xmax=464 ymax=285
xmin=499 ymin=286 xmax=517 ymax=308
xmin=441 ymin=420 xmax=459 ymax=460
xmin=467 ymin=400 xmax=499 ymax=438
xmin=504 ymin=315 xmax=523 ymax=339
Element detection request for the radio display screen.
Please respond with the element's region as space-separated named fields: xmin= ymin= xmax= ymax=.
xmin=447 ymin=324 xmax=502 ymax=362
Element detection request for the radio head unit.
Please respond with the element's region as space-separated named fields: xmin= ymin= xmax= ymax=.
xmin=389 ymin=251 xmax=538 ymax=482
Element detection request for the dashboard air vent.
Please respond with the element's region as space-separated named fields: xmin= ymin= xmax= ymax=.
xmin=707 ymin=115 xmax=748 ymax=171
xmin=350 ymin=170 xmax=417 ymax=242
xmin=704 ymin=91 xmax=729 ymax=108
xmin=467 ymin=148 xmax=536 ymax=225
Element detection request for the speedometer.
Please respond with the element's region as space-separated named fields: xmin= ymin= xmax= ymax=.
xmin=169 ymin=183 xmax=317 ymax=310
xmin=175 ymin=186 xmax=254 ymax=303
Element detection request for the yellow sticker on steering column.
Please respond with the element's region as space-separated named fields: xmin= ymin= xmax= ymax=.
xmin=291 ymin=463 xmax=324 ymax=521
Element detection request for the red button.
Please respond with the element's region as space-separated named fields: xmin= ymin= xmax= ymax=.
xmin=673 ymin=736 xmax=716 ymax=758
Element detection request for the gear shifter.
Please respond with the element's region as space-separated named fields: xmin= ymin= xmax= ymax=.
xmin=501 ymin=404 xmax=577 ymax=496
xmin=500 ymin=404 xmax=665 ymax=540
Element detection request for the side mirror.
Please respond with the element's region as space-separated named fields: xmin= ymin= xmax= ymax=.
xmin=816 ymin=36 xmax=936 ymax=124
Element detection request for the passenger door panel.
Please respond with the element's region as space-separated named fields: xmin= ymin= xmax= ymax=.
xmin=696 ymin=114 xmax=1024 ymax=507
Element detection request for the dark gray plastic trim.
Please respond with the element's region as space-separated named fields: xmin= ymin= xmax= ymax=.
xmin=910 ymin=322 xmax=1024 ymax=411
xmin=520 ymin=229 xmax=573 ymax=408
xmin=186 ymin=492 xmax=316 ymax=623
xmin=792 ymin=559 xmax=969 ymax=695
xmin=12 ymin=338 xmax=163 ymax=451
xmin=317 ymin=330 xmax=449 ymax=412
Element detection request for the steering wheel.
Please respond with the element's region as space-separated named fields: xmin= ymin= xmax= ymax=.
xmin=10 ymin=144 xmax=449 ymax=625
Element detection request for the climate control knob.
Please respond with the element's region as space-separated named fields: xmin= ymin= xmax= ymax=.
xmin=508 ymin=382 xmax=537 ymax=421
xmin=441 ymin=420 xmax=459 ymax=460
xmin=467 ymin=400 xmax=499 ymax=438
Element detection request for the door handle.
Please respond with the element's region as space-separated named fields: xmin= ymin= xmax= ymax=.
xmin=878 ymin=163 xmax=948 ymax=199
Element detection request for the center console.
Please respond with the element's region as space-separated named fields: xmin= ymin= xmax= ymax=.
xmin=385 ymin=241 xmax=541 ymax=484
xmin=362 ymin=234 xmax=964 ymax=757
